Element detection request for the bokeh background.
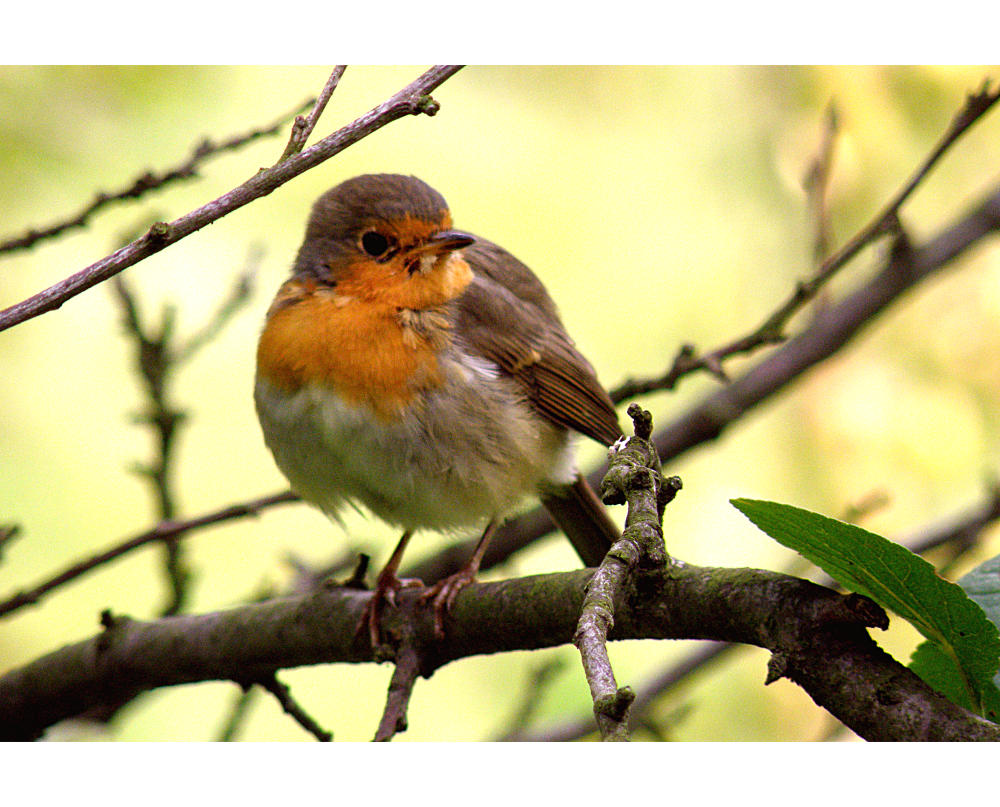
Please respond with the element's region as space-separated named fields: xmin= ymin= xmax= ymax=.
xmin=2 ymin=65 xmax=999 ymax=741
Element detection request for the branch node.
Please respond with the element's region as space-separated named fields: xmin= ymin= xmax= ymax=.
xmin=97 ymin=609 xmax=132 ymax=653
xmin=145 ymin=221 xmax=171 ymax=243
xmin=594 ymin=686 xmax=636 ymax=722
xmin=765 ymin=651 xmax=790 ymax=684
xmin=414 ymin=95 xmax=441 ymax=116
xmin=841 ymin=593 xmax=890 ymax=631
xmin=341 ymin=554 xmax=371 ymax=590
xmin=626 ymin=402 xmax=652 ymax=440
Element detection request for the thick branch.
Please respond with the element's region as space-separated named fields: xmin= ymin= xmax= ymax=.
xmin=0 ymin=65 xmax=463 ymax=333
xmin=2 ymin=563 xmax=996 ymax=741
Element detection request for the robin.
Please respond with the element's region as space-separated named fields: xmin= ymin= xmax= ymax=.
xmin=255 ymin=174 xmax=622 ymax=646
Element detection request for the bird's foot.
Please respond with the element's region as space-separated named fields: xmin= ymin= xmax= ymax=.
xmin=357 ymin=571 xmax=424 ymax=649
xmin=419 ymin=566 xmax=478 ymax=639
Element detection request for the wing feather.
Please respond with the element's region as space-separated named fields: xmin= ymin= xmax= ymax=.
xmin=454 ymin=239 xmax=622 ymax=447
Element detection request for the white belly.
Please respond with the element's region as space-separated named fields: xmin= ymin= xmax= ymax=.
xmin=254 ymin=367 xmax=576 ymax=532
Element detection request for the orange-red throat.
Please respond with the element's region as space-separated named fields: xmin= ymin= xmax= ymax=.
xmin=255 ymin=216 xmax=474 ymax=420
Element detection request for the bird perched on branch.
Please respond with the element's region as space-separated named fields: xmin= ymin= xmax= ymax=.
xmin=255 ymin=174 xmax=622 ymax=646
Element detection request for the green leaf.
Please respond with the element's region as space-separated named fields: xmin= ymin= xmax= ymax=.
xmin=910 ymin=641 xmax=976 ymax=710
xmin=731 ymin=498 xmax=1000 ymax=717
xmin=910 ymin=554 xmax=1000 ymax=722
xmin=958 ymin=552 xmax=1000 ymax=654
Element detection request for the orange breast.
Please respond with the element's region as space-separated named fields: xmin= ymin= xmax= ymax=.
xmin=257 ymin=291 xmax=444 ymax=419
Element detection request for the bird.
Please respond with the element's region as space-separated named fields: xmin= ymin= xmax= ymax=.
xmin=254 ymin=174 xmax=623 ymax=646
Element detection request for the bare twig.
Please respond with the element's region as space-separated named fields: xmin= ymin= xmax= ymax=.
xmin=574 ymin=406 xmax=679 ymax=741
xmin=172 ymin=246 xmax=260 ymax=362
xmin=0 ymin=490 xmax=298 ymax=618
xmin=0 ymin=524 xmax=21 ymax=561
xmin=254 ymin=673 xmax=332 ymax=741
xmin=573 ymin=568 xmax=635 ymax=741
xmin=374 ymin=637 xmax=422 ymax=741
xmin=112 ymin=257 xmax=257 ymax=615
xmin=611 ymin=81 xmax=1000 ymax=402
xmin=0 ymin=65 xmax=464 ymax=333
xmin=650 ymin=182 xmax=1000 ymax=466
xmin=112 ymin=273 xmax=190 ymax=613
xmin=217 ymin=686 xmax=258 ymax=742
xmin=278 ymin=66 xmax=347 ymax=162
xmin=0 ymin=98 xmax=313 ymax=255
xmin=803 ymin=102 xmax=840 ymax=267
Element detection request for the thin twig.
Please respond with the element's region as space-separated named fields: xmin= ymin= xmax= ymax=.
xmin=0 ymin=490 xmax=298 ymax=618
xmin=255 ymin=674 xmax=332 ymax=741
xmin=112 ymin=273 xmax=190 ymax=613
xmin=113 ymin=259 xmax=257 ymax=615
xmin=0 ymin=65 xmax=464 ymax=333
xmin=172 ymin=245 xmax=261 ymax=362
xmin=650 ymin=182 xmax=1000 ymax=467
xmin=374 ymin=638 xmax=422 ymax=741
xmin=278 ymin=66 xmax=347 ymax=162
xmin=610 ymin=81 xmax=1000 ymax=402
xmin=0 ymin=524 xmax=21 ymax=561
xmin=217 ymin=686 xmax=258 ymax=742
xmin=803 ymin=102 xmax=840 ymax=268
xmin=0 ymin=98 xmax=313 ymax=255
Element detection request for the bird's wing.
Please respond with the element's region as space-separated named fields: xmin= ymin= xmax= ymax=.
xmin=454 ymin=239 xmax=622 ymax=447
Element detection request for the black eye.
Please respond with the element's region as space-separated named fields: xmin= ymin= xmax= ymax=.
xmin=361 ymin=231 xmax=392 ymax=258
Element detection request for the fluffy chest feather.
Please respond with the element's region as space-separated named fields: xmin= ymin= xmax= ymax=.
xmin=254 ymin=270 xmax=576 ymax=530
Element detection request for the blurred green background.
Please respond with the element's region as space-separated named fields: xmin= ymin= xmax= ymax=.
xmin=2 ymin=66 xmax=999 ymax=741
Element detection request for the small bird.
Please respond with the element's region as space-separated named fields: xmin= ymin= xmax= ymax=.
xmin=255 ymin=174 xmax=622 ymax=645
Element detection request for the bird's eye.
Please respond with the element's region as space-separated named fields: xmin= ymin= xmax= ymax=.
xmin=360 ymin=231 xmax=393 ymax=258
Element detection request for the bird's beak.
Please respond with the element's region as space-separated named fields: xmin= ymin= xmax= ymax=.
xmin=409 ymin=230 xmax=475 ymax=257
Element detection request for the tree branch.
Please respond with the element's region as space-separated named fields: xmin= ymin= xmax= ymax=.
xmin=610 ymin=81 xmax=1000 ymax=399
xmin=0 ymin=65 xmax=464 ymax=333
xmin=510 ymin=480 xmax=1000 ymax=741
xmin=277 ymin=66 xmax=347 ymax=162
xmin=2 ymin=562 xmax=997 ymax=741
xmin=574 ymin=405 xmax=677 ymax=740
xmin=252 ymin=673 xmax=332 ymax=742
xmin=650 ymin=183 xmax=1000 ymax=465
xmin=0 ymin=97 xmax=313 ymax=255
xmin=0 ymin=490 xmax=298 ymax=618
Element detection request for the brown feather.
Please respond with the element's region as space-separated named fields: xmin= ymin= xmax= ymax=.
xmin=455 ymin=239 xmax=623 ymax=447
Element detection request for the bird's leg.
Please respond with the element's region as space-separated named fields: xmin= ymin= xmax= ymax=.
xmin=420 ymin=519 xmax=498 ymax=638
xmin=358 ymin=530 xmax=424 ymax=648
